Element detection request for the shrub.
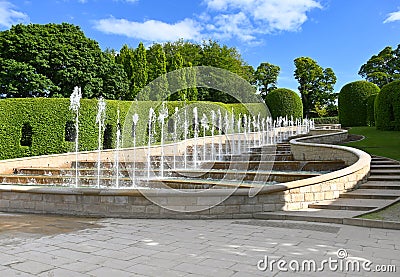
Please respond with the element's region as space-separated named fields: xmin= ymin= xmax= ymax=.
xmin=265 ymin=88 xmax=303 ymax=119
xmin=366 ymin=94 xmax=377 ymax=126
xmin=0 ymin=98 xmax=266 ymax=160
xmin=312 ymin=117 xmax=339 ymax=124
xmin=338 ymin=80 xmax=380 ymax=127
xmin=375 ymin=80 xmax=400 ymax=130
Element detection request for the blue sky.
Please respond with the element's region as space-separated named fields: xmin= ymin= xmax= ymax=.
xmin=1 ymin=0 xmax=400 ymax=92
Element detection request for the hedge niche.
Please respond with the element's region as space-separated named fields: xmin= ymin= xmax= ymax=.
xmin=0 ymin=98 xmax=265 ymax=160
xmin=265 ymin=88 xmax=303 ymax=119
xmin=338 ymin=81 xmax=380 ymax=127
xmin=375 ymin=80 xmax=400 ymax=130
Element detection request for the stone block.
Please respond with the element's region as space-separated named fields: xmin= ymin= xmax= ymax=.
xmin=304 ymin=193 xmax=314 ymax=202
xmin=262 ymin=203 xmax=276 ymax=212
xmin=0 ymin=199 xmax=10 ymax=208
xmin=313 ymin=192 xmax=325 ymax=201
xmin=108 ymin=204 xmax=131 ymax=213
xmin=30 ymin=194 xmax=43 ymax=201
xmin=145 ymin=205 xmax=160 ymax=214
xmin=324 ymin=191 xmax=334 ymax=200
xmin=114 ymin=196 xmax=129 ymax=205
xmin=83 ymin=204 xmax=107 ymax=214
xmin=224 ymin=205 xmax=240 ymax=214
xmin=291 ymin=194 xmax=305 ymax=202
xmin=167 ymin=196 xmax=197 ymax=206
xmin=196 ymin=196 xmax=223 ymax=206
xmin=223 ymin=196 xmax=245 ymax=205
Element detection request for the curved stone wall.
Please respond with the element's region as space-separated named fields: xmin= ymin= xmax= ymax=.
xmin=0 ymin=129 xmax=371 ymax=218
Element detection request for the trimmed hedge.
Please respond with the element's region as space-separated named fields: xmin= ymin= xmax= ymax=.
xmin=0 ymin=98 xmax=267 ymax=160
xmin=312 ymin=117 xmax=339 ymax=124
xmin=366 ymin=94 xmax=377 ymax=127
xmin=338 ymin=81 xmax=380 ymax=127
xmin=265 ymin=88 xmax=303 ymax=119
xmin=375 ymin=80 xmax=400 ymax=130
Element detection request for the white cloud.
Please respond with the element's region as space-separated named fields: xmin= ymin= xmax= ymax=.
xmin=208 ymin=12 xmax=256 ymax=41
xmin=205 ymin=0 xmax=322 ymax=32
xmin=384 ymin=10 xmax=400 ymax=23
xmin=94 ymin=17 xmax=202 ymax=42
xmin=0 ymin=1 xmax=29 ymax=28
xmin=94 ymin=0 xmax=322 ymax=44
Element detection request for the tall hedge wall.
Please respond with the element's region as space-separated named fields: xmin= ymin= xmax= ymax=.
xmin=375 ymin=80 xmax=400 ymax=130
xmin=338 ymin=81 xmax=380 ymax=127
xmin=0 ymin=98 xmax=267 ymax=160
xmin=366 ymin=94 xmax=377 ymax=126
xmin=265 ymin=88 xmax=303 ymax=119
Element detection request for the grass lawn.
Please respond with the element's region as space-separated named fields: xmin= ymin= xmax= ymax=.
xmin=344 ymin=127 xmax=400 ymax=161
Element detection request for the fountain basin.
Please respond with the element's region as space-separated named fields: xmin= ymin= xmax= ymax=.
xmin=0 ymin=129 xmax=371 ymax=218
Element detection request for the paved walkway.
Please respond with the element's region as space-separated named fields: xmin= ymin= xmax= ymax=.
xmin=0 ymin=214 xmax=399 ymax=276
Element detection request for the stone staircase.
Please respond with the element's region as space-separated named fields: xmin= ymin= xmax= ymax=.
xmin=254 ymin=155 xmax=400 ymax=223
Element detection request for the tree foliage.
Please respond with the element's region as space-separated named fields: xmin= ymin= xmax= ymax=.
xmin=359 ymin=46 xmax=400 ymax=88
xmin=294 ymin=57 xmax=337 ymax=117
xmin=254 ymin=62 xmax=280 ymax=98
xmin=0 ymin=23 xmax=128 ymax=99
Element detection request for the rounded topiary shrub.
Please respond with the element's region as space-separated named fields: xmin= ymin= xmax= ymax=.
xmin=265 ymin=88 xmax=303 ymax=119
xmin=338 ymin=80 xmax=380 ymax=127
xmin=375 ymin=80 xmax=400 ymax=130
xmin=366 ymin=94 xmax=377 ymax=126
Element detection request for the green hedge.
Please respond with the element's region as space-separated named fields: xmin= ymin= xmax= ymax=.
xmin=366 ymin=94 xmax=377 ymax=127
xmin=375 ymin=81 xmax=400 ymax=130
xmin=338 ymin=81 xmax=380 ymax=127
xmin=265 ymin=88 xmax=303 ymax=119
xmin=312 ymin=117 xmax=339 ymax=124
xmin=0 ymin=98 xmax=267 ymax=160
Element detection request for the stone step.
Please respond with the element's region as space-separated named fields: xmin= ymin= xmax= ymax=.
xmin=253 ymin=209 xmax=364 ymax=224
xmin=359 ymin=181 xmax=400 ymax=190
xmin=371 ymin=160 xmax=400 ymax=165
xmin=370 ymin=165 xmax=400 ymax=170
xmin=207 ymin=160 xmax=345 ymax=171
xmin=370 ymin=169 xmax=400 ymax=175
xmin=368 ymin=175 xmax=400 ymax=181
xmin=339 ymin=189 xmax=400 ymax=199
xmin=308 ymin=198 xmax=392 ymax=211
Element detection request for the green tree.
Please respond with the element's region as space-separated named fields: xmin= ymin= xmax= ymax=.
xmin=186 ymin=62 xmax=198 ymax=101
xmin=131 ymin=42 xmax=148 ymax=99
xmin=147 ymin=44 xmax=168 ymax=100
xmin=0 ymin=23 xmax=129 ymax=99
xmin=294 ymin=57 xmax=337 ymax=117
xmin=359 ymin=46 xmax=399 ymax=88
xmin=168 ymin=52 xmax=187 ymax=101
xmin=0 ymin=58 xmax=58 ymax=98
xmin=116 ymin=44 xmax=135 ymax=92
xmin=254 ymin=62 xmax=280 ymax=98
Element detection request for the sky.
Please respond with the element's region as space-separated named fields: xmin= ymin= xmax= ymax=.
xmin=1 ymin=0 xmax=400 ymax=93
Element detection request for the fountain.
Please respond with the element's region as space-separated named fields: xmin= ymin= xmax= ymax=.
xmin=147 ymin=108 xmax=156 ymax=179
xmin=193 ymin=107 xmax=199 ymax=168
xmin=69 ymin=86 xmax=81 ymax=188
xmin=200 ymin=113 xmax=209 ymax=161
xmin=96 ymin=96 xmax=106 ymax=188
xmin=158 ymin=102 xmax=168 ymax=177
xmin=218 ymin=109 xmax=222 ymax=161
xmin=114 ymin=108 xmax=121 ymax=188
xmin=132 ymin=113 xmax=139 ymax=185
xmin=210 ymin=110 xmax=216 ymax=160
xmin=173 ymin=107 xmax=179 ymax=170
